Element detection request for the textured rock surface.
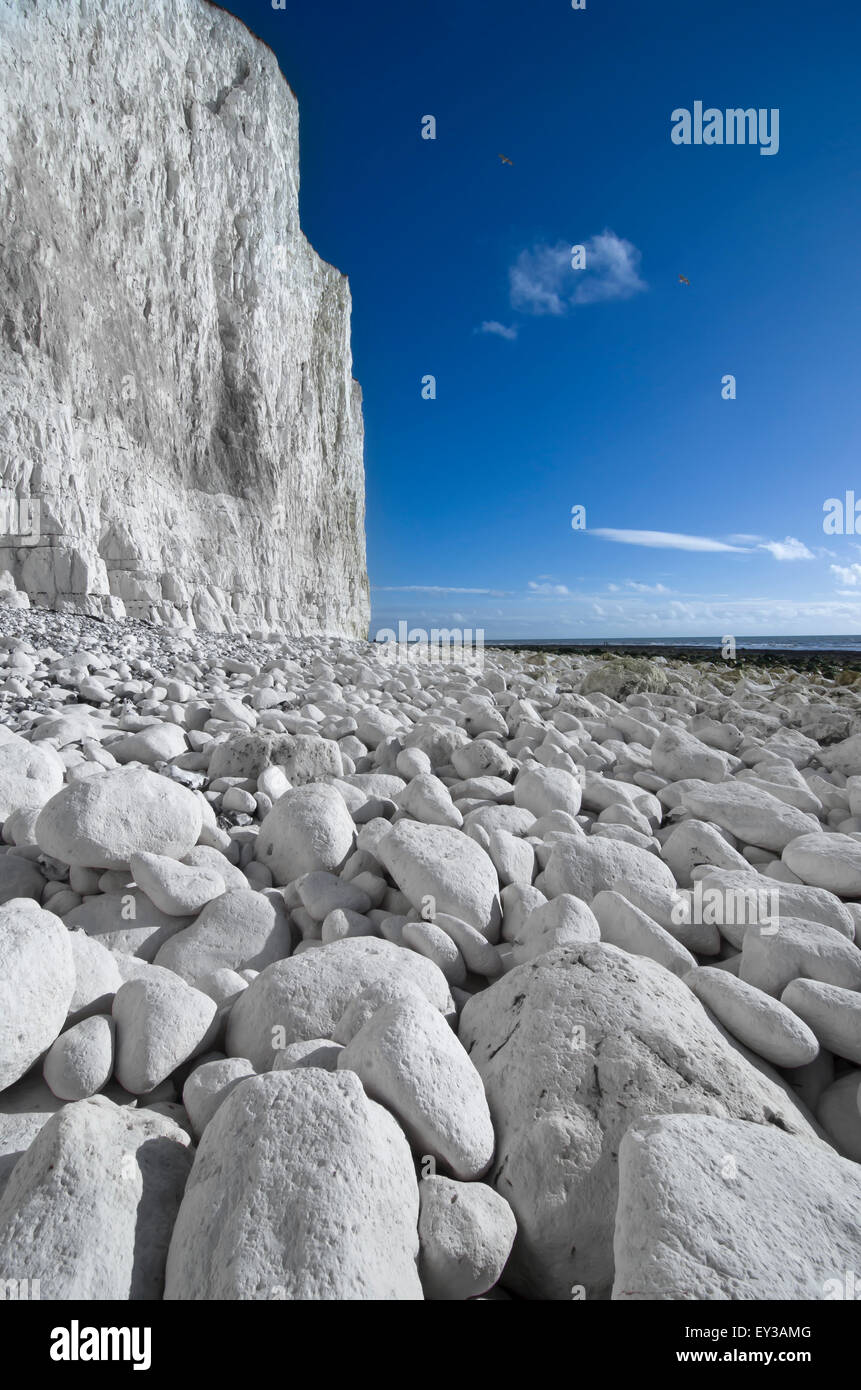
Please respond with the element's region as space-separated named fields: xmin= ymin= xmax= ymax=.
xmin=165 ymin=1070 xmax=422 ymax=1300
xmin=0 ymin=0 xmax=368 ymax=635
xmin=338 ymin=994 xmax=495 ymax=1180
xmin=418 ymin=1176 xmax=517 ymax=1300
xmin=0 ymin=898 xmax=75 ymax=1090
xmin=226 ymin=936 xmax=454 ymax=1069
xmin=459 ymin=943 xmax=820 ymax=1300
xmin=0 ymin=1096 xmax=192 ymax=1299
xmin=613 ymin=1114 xmax=861 ymax=1300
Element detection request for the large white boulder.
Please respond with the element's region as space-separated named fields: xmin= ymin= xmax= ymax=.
xmin=677 ymin=780 xmax=818 ymax=853
xmin=377 ymin=821 xmax=501 ymax=938
xmin=543 ymin=836 xmax=678 ymax=926
xmin=513 ymin=766 xmax=582 ymax=819
xmin=781 ymin=978 xmax=861 ymax=1065
xmin=226 ymin=936 xmax=454 ymax=1069
xmin=0 ymin=899 xmax=75 ymax=1091
xmin=613 ymin=1113 xmax=861 ymax=1299
xmin=254 ymin=783 xmax=355 ymax=885
xmin=685 ymin=966 xmax=819 ymax=1068
xmin=0 ymin=733 xmax=64 ymax=818
xmin=63 ymin=890 xmax=192 ymax=962
xmin=0 ymin=1096 xmax=192 ymax=1298
xmin=459 ymin=942 xmax=820 ymax=1299
xmin=35 ymin=768 xmax=203 ymax=869
xmin=112 ymin=974 xmax=217 ymax=1094
xmin=783 ymin=832 xmax=861 ymax=897
xmin=165 ymin=1070 xmax=423 ymax=1299
xmin=740 ymin=919 xmax=861 ymax=996
xmin=208 ymin=732 xmax=342 ymax=784
xmin=660 ymin=818 xmax=749 ymax=887
xmin=153 ymin=888 xmax=292 ymax=984
xmin=651 ymin=727 xmax=729 ymax=783
xmin=43 ymin=1015 xmax=116 ymax=1101
xmin=130 ymin=850 xmax=225 ymax=916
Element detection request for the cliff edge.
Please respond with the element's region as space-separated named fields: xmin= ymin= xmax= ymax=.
xmin=0 ymin=0 xmax=370 ymax=635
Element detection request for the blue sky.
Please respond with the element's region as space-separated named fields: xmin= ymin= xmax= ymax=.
xmin=223 ymin=0 xmax=861 ymax=640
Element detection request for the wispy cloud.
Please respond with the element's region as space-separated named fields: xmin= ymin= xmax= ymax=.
xmin=372 ymin=585 xmax=509 ymax=596
xmin=475 ymin=320 xmax=518 ymax=341
xmin=627 ymin=580 xmax=671 ymax=593
xmin=591 ymin=529 xmax=747 ymax=553
xmin=509 ymin=230 xmax=646 ymax=316
xmin=591 ymin=529 xmax=814 ymax=560
xmin=528 ymin=580 xmax=570 ymax=595
xmin=759 ymin=536 xmax=814 ymax=561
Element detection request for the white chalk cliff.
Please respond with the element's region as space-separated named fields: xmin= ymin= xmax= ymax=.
xmin=0 ymin=0 xmax=369 ymax=635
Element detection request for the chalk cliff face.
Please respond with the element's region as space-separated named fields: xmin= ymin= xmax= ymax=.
xmin=0 ymin=0 xmax=369 ymax=635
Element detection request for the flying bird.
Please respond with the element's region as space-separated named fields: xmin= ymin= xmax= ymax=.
xmin=498 ymin=153 xmax=513 ymax=166
xmin=678 ymin=274 xmax=690 ymax=286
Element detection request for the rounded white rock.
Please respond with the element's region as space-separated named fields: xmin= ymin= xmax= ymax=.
xmin=402 ymin=920 xmax=467 ymax=986
xmin=130 ymin=851 xmax=225 ymax=916
xmin=35 ymin=768 xmax=203 ymax=870
xmin=254 ymin=783 xmax=355 ymax=885
xmin=338 ymin=994 xmax=495 ymax=1180
xmin=782 ymin=832 xmax=861 ymax=897
xmin=780 ymin=977 xmax=861 ymax=1065
xmin=43 ymin=1015 xmax=116 ymax=1101
xmin=112 ymin=975 xmax=218 ymax=1095
xmin=418 ymin=1175 xmax=516 ymax=1300
xmin=686 ymin=966 xmax=819 ymax=1067
xmin=0 ymin=898 xmax=76 ymax=1090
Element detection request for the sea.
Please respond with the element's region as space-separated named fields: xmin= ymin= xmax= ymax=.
xmin=488 ymin=636 xmax=861 ymax=653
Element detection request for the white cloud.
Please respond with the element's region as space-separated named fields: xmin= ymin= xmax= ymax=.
xmin=831 ymin=563 xmax=861 ymax=587
xmin=510 ymin=244 xmax=569 ymax=315
xmin=528 ymin=580 xmax=570 ymax=595
xmin=627 ymin=581 xmax=671 ymax=593
xmin=509 ymin=231 xmax=646 ymax=316
xmin=572 ymin=230 xmax=647 ymax=305
xmin=591 ymin=529 xmax=748 ymax=553
xmin=476 ymin=321 xmax=518 ymax=341
xmin=591 ymin=530 xmax=814 ymax=560
xmin=758 ymin=537 xmax=814 ymax=561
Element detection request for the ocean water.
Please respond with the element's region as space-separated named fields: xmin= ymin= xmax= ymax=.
xmin=488 ymin=635 xmax=861 ymax=653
